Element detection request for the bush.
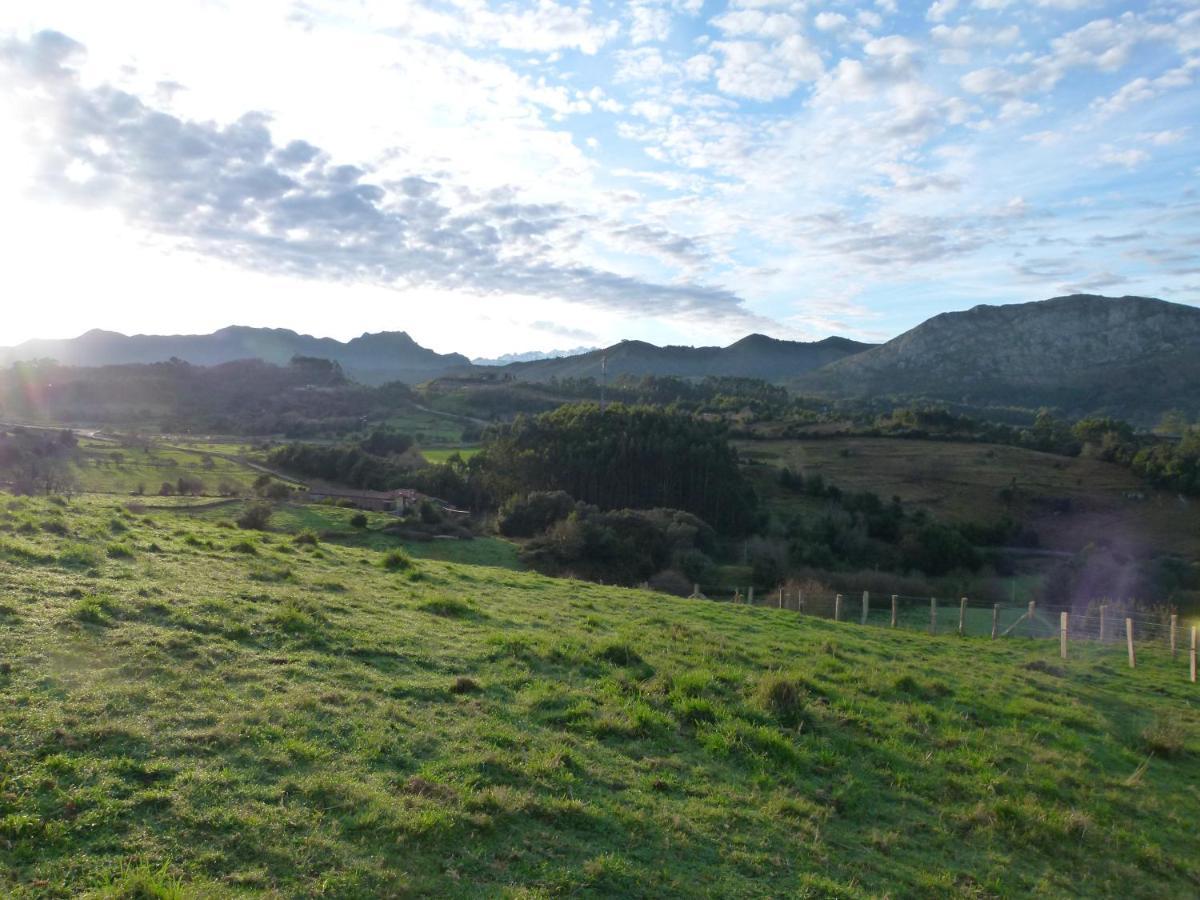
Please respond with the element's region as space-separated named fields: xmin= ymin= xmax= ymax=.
xmin=263 ymin=482 xmax=292 ymax=501
xmin=497 ymin=490 xmax=576 ymax=538
xmin=380 ymin=549 xmax=413 ymax=571
xmin=237 ymin=503 xmax=274 ymax=531
xmin=292 ymin=530 xmax=319 ymax=546
xmin=350 ymin=513 xmax=368 ymax=528
xmin=519 ymin=506 xmax=716 ymax=586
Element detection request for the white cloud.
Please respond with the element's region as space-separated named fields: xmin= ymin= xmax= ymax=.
xmin=926 ymin=0 xmax=959 ymax=24
xmin=1097 ymin=147 xmax=1150 ymax=169
xmin=629 ymin=2 xmax=672 ymax=45
xmin=814 ymin=12 xmax=848 ymax=32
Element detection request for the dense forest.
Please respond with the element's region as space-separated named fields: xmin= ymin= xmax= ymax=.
xmin=475 ymin=403 xmax=759 ymax=535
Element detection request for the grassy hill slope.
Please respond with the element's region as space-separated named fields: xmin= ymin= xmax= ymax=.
xmin=1 ymin=496 xmax=1198 ymax=897
xmin=742 ymin=437 xmax=1200 ymax=561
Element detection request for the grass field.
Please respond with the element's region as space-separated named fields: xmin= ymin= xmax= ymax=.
xmin=0 ymin=493 xmax=1198 ymax=896
xmin=420 ymin=446 xmax=481 ymax=464
xmin=70 ymin=440 xmax=263 ymax=496
xmin=741 ymin=437 xmax=1200 ymax=561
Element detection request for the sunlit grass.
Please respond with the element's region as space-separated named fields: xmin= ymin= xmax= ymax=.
xmin=0 ymin=493 xmax=1196 ymax=897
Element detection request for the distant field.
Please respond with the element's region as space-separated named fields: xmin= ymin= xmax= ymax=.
xmin=0 ymin=493 xmax=1197 ymax=896
xmin=420 ymin=445 xmax=480 ymax=464
xmin=742 ymin=437 xmax=1200 ymax=561
xmin=381 ymin=410 xmax=470 ymax=443
xmin=70 ymin=439 xmax=262 ymax=496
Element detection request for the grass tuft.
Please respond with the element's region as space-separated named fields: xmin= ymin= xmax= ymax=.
xmin=418 ymin=598 xmax=474 ymax=618
xmin=1140 ymin=716 xmax=1188 ymax=758
xmin=595 ymin=642 xmax=643 ymax=666
xmin=755 ymin=673 xmax=809 ymax=727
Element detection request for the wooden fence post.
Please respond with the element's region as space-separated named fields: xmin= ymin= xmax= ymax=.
xmin=1099 ymin=604 xmax=1107 ymax=642
xmin=991 ymin=604 xmax=999 ymax=640
xmin=798 ymin=590 xmax=804 ymax=614
xmin=834 ymin=594 xmax=842 ymax=621
xmin=748 ymin=586 xmax=754 ymax=605
xmin=930 ymin=597 xmax=937 ymax=634
xmin=778 ymin=586 xmax=784 ymax=609
xmin=891 ymin=595 xmax=898 ymax=628
xmin=1027 ymin=600 xmax=1036 ymax=638
xmin=1170 ymin=613 xmax=1178 ymax=657
xmin=1126 ymin=618 xmax=1136 ymax=669
xmin=1060 ymin=611 xmax=1068 ymax=660
xmin=861 ymin=591 xmax=869 ymax=625
xmin=693 ymin=583 xmax=699 ymax=598
xmin=1191 ymin=626 xmax=1197 ymax=684
xmin=958 ymin=597 xmax=967 ymax=636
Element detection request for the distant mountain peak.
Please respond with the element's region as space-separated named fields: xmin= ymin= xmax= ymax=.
xmin=796 ymin=293 xmax=1200 ymax=425
xmin=0 ymin=325 xmax=469 ymax=385
xmin=494 ymin=332 xmax=876 ymax=382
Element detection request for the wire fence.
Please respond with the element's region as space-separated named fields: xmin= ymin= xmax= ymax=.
xmin=688 ymin=583 xmax=1199 ymax=681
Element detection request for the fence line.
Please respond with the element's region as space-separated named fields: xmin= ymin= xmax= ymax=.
xmin=689 ymin=583 xmax=1198 ymax=683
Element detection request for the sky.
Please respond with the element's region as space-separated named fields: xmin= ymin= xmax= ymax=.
xmin=1 ymin=1 xmax=1198 ymax=357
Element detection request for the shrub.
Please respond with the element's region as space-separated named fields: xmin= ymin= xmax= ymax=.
xmin=350 ymin=513 xmax=368 ymax=529
xmin=106 ymin=543 xmax=135 ymax=560
xmin=237 ymin=503 xmax=274 ymax=531
xmin=380 ymin=549 xmax=413 ymax=571
xmin=264 ymin=482 xmax=292 ymax=501
xmin=292 ymin=531 xmax=319 ymax=546
xmin=497 ymin=490 xmax=576 ymax=538
xmin=230 ymin=540 xmax=258 ymax=555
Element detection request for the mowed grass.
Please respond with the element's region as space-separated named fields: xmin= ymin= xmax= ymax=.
xmin=0 ymin=495 xmax=1198 ymax=897
xmin=742 ymin=437 xmax=1200 ymax=559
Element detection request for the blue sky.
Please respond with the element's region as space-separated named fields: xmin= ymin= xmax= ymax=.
xmin=1 ymin=0 xmax=1197 ymax=355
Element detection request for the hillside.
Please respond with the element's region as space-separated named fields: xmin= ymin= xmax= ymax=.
xmin=743 ymin=437 xmax=1200 ymax=561
xmin=796 ymin=295 xmax=1200 ymax=424
xmin=2 ymin=496 xmax=1199 ymax=896
xmin=0 ymin=327 xmax=470 ymax=386
xmin=496 ymin=334 xmax=875 ymax=383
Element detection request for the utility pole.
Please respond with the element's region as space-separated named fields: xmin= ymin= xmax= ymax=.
xmin=600 ymin=351 xmax=607 ymax=412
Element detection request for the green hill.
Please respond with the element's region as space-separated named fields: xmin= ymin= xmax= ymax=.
xmin=1 ymin=496 xmax=1198 ymax=897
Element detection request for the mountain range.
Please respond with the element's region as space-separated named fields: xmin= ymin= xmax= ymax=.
xmin=471 ymin=347 xmax=597 ymax=366
xmin=3 ymin=294 xmax=1198 ymax=423
xmin=493 ymin=334 xmax=876 ymax=382
xmin=795 ymin=294 xmax=1200 ymax=422
xmin=0 ymin=326 xmax=470 ymax=386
